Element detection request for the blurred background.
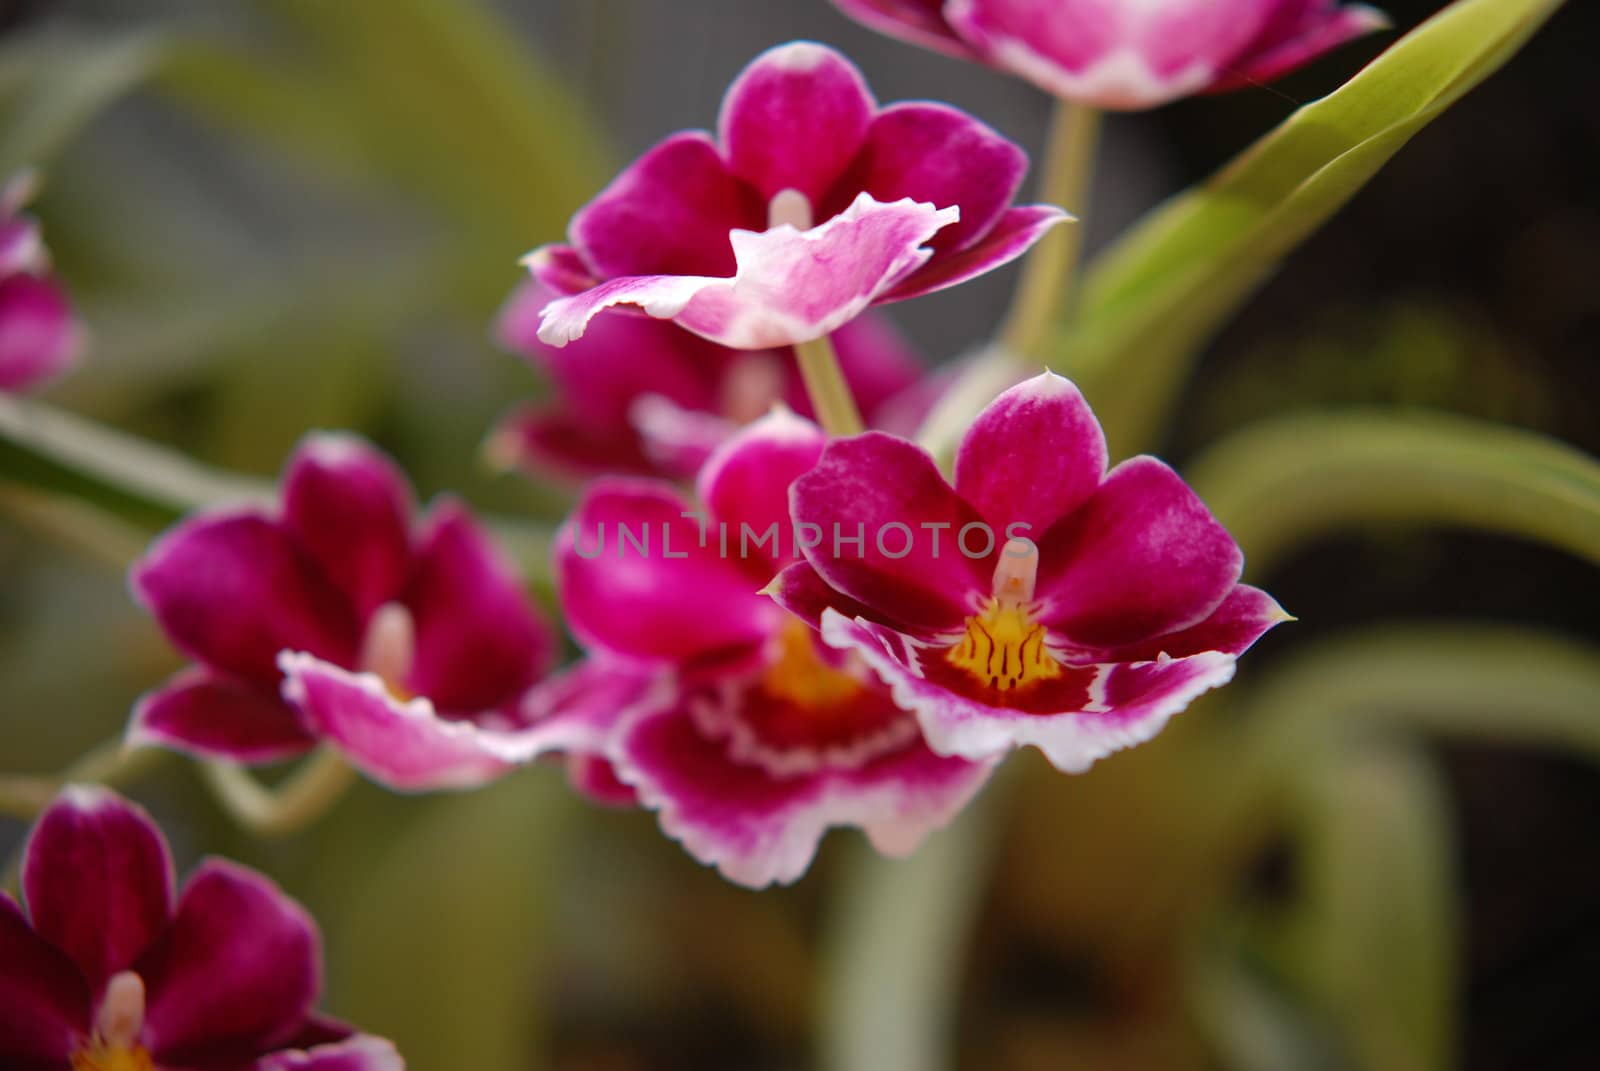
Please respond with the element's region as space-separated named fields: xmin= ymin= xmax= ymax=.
xmin=1 ymin=1 xmax=1596 ymax=1068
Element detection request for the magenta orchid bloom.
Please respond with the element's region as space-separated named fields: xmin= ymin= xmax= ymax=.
xmin=1 ymin=172 xmax=83 ymax=393
xmin=780 ymin=372 xmax=1288 ymax=773
xmin=527 ymin=41 xmax=1067 ymax=350
xmin=1 ymin=787 xmax=402 ymax=1071
xmin=830 ymin=0 xmax=1388 ymax=109
xmin=129 ymin=434 xmax=557 ymax=791
xmin=535 ymin=409 xmax=996 ymax=887
xmin=492 ymin=280 xmax=938 ymax=479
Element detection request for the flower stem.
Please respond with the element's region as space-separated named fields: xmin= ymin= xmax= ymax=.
xmin=795 ymin=333 xmax=865 ymax=437
xmin=998 ymin=99 xmax=1102 ymax=362
xmin=202 ymin=747 xmax=357 ymax=838
xmin=0 ymin=739 xmax=167 ymax=821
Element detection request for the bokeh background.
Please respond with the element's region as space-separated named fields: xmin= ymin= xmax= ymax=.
xmin=2 ymin=1 xmax=1595 ymax=1068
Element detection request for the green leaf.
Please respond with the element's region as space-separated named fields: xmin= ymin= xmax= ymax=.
xmin=1236 ymin=624 xmax=1600 ymax=762
xmin=1285 ymin=745 xmax=1459 ymax=1071
xmin=318 ymin=775 xmax=576 ymax=1068
xmin=0 ymin=395 xmax=556 ymax=582
xmin=0 ymin=395 xmax=269 ymax=531
xmin=1 ymin=29 xmax=168 ymax=176
xmin=820 ymin=796 xmax=999 ymax=1071
xmin=1184 ymin=410 xmax=1600 ymax=576
xmin=1064 ymin=0 xmax=1566 ymax=454
xmin=159 ymin=0 xmax=611 ymax=249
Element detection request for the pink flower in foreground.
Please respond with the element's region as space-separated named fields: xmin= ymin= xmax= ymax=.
xmin=780 ymin=372 xmax=1288 ymax=772
xmin=528 ymin=41 xmax=1067 ymax=350
xmin=1 ymin=172 xmax=83 ymax=393
xmin=830 ymin=0 xmax=1388 ymax=109
xmin=492 ymin=280 xmax=940 ymax=479
xmin=129 ymin=435 xmax=557 ymax=791
xmin=531 ymin=410 xmax=995 ymax=887
xmin=1 ymin=787 xmax=402 ymax=1071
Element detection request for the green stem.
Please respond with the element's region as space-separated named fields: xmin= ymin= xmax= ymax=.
xmin=0 ymin=739 xmax=168 ymax=821
xmin=916 ymin=101 xmax=1101 ymax=466
xmin=795 ymin=333 xmax=865 ymax=438
xmin=820 ymin=786 xmax=1003 ymax=1071
xmin=999 ymin=100 xmax=1101 ymax=361
xmin=202 ymin=747 xmax=357 ymax=838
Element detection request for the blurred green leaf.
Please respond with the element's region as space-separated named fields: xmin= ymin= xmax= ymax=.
xmin=0 ymin=396 xmax=556 ymax=582
xmin=1064 ymin=0 xmax=1566 ymax=454
xmin=1286 ymin=745 xmax=1458 ymax=1071
xmin=1185 ymin=410 xmax=1600 ymax=576
xmin=0 ymin=394 xmax=269 ymax=530
xmin=321 ymin=774 xmax=575 ymax=1069
xmin=1237 ymin=624 xmax=1600 ymax=761
xmin=159 ymin=0 xmax=611 ymax=258
xmin=821 ymin=796 xmax=999 ymax=1071
xmin=0 ymin=29 xmax=168 ymax=176
xmin=1191 ymin=942 xmax=1344 ymax=1071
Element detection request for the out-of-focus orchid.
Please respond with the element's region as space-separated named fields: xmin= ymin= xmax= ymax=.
xmin=829 ymin=0 xmax=1388 ymax=109
xmin=129 ymin=435 xmax=556 ymax=792
xmin=780 ymin=372 xmax=1288 ymax=773
xmin=532 ymin=410 xmax=996 ymax=887
xmin=0 ymin=172 xmax=83 ymax=393
xmin=527 ymin=41 xmax=1067 ymax=350
xmin=491 ymin=280 xmax=939 ymax=479
xmin=0 ymin=787 xmax=403 ymax=1071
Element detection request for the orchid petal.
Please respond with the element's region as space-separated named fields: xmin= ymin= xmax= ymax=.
xmin=129 ymin=670 xmax=315 ymax=765
xmin=22 ymin=787 xmax=175 ymax=993
xmin=538 ymin=195 xmax=960 ymax=350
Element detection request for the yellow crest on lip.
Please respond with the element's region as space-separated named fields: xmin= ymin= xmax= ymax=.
xmin=71 ymin=1042 xmax=155 ymax=1071
xmin=763 ymin=617 xmax=863 ymax=710
xmin=945 ymin=599 xmax=1062 ymax=693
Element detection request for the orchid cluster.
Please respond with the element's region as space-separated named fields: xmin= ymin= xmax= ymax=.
xmin=2 ymin=0 xmax=1409 ymax=1060
xmin=106 ymin=32 xmax=1338 ymax=889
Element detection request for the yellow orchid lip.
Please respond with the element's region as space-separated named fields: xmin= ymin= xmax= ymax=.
xmin=944 ymin=598 xmax=1062 ymax=694
xmin=762 ymin=617 xmax=865 ymax=711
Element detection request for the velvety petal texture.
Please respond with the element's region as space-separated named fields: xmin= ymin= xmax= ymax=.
xmin=546 ymin=415 xmax=995 ymax=887
xmin=23 ymin=786 xmax=174 ymax=994
xmin=537 ymin=194 xmax=959 ymax=349
xmin=831 ymin=0 xmax=1388 ymax=109
xmin=0 ymin=895 xmax=87 ymax=1070
xmin=130 ymin=434 xmax=554 ymax=791
xmin=612 ymin=694 xmax=995 ymax=887
xmin=0 ymin=173 xmax=82 ymax=394
xmin=494 ymin=280 xmax=929 ymax=481
xmin=5 ymin=789 xmax=405 ymax=1070
xmin=529 ymin=42 xmax=1066 ymax=350
xmin=138 ymin=860 xmax=319 ymax=1065
xmin=793 ymin=372 xmax=1284 ymax=772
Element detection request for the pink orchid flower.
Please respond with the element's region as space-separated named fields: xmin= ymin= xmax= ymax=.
xmin=1 ymin=173 xmax=83 ymax=393
xmin=830 ymin=0 xmax=1388 ymax=109
xmin=129 ymin=435 xmax=557 ymax=791
xmin=531 ymin=409 xmax=996 ymax=888
xmin=492 ymin=280 xmax=942 ymax=479
xmin=780 ymin=372 xmax=1289 ymax=772
xmin=528 ymin=41 xmax=1067 ymax=350
xmin=1 ymin=786 xmax=402 ymax=1071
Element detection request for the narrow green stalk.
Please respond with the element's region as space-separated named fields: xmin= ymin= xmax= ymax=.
xmin=916 ymin=101 xmax=1101 ymax=466
xmin=820 ymin=787 xmax=1004 ymax=1071
xmin=0 ymin=739 xmax=167 ymax=821
xmin=999 ymin=100 xmax=1102 ymax=361
xmin=795 ymin=333 xmax=865 ymax=437
xmin=203 ymin=747 xmax=357 ymax=838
